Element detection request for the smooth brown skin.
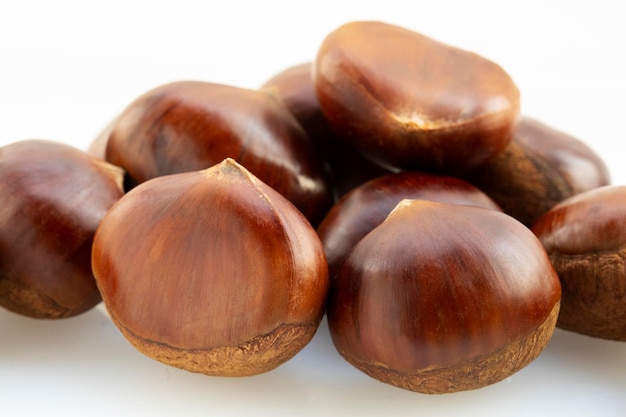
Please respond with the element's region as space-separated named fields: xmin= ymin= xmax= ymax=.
xmin=317 ymin=171 xmax=501 ymax=279
xmin=467 ymin=117 xmax=610 ymax=227
xmin=313 ymin=21 xmax=520 ymax=173
xmin=92 ymin=159 xmax=329 ymax=376
xmin=105 ymin=81 xmax=332 ymax=225
xmin=532 ymin=185 xmax=626 ymax=340
xmin=0 ymin=140 xmax=125 ymax=318
xmin=261 ymin=62 xmax=392 ymax=199
xmin=328 ymin=200 xmax=561 ymax=393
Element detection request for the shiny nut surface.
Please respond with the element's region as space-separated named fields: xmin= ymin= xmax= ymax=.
xmin=106 ymin=81 xmax=332 ymax=225
xmin=314 ymin=21 xmax=520 ymax=173
xmin=261 ymin=62 xmax=392 ymax=199
xmin=467 ymin=117 xmax=610 ymax=226
xmin=317 ymin=171 xmax=501 ymax=279
xmin=0 ymin=140 xmax=124 ymax=318
xmin=92 ymin=159 xmax=329 ymax=376
xmin=532 ymin=185 xmax=626 ymax=340
xmin=328 ymin=200 xmax=561 ymax=393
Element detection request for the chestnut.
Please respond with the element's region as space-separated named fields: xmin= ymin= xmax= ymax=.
xmin=261 ymin=62 xmax=392 ymax=198
xmin=532 ymin=185 xmax=626 ymax=340
xmin=105 ymin=80 xmax=332 ymax=225
xmin=92 ymin=158 xmax=329 ymax=376
xmin=466 ymin=116 xmax=610 ymax=226
xmin=0 ymin=140 xmax=125 ymax=318
xmin=327 ymin=200 xmax=561 ymax=393
xmin=313 ymin=21 xmax=520 ymax=173
xmin=317 ymin=171 xmax=501 ymax=279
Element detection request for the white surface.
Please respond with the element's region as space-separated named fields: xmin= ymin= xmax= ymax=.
xmin=1 ymin=1 xmax=626 ymax=416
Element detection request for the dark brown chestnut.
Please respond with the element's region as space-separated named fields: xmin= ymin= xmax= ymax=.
xmin=313 ymin=21 xmax=520 ymax=173
xmin=532 ymin=185 xmax=626 ymax=340
xmin=92 ymin=158 xmax=329 ymax=376
xmin=105 ymin=80 xmax=332 ymax=225
xmin=328 ymin=199 xmax=561 ymax=393
xmin=317 ymin=171 xmax=501 ymax=279
xmin=0 ymin=140 xmax=125 ymax=318
xmin=467 ymin=116 xmax=610 ymax=227
xmin=261 ymin=62 xmax=392 ymax=198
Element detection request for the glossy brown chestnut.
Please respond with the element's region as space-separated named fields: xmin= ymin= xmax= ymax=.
xmin=317 ymin=171 xmax=501 ymax=279
xmin=261 ymin=62 xmax=392 ymax=198
xmin=313 ymin=21 xmax=520 ymax=173
xmin=0 ymin=140 xmax=125 ymax=318
xmin=92 ymin=159 xmax=329 ymax=376
xmin=532 ymin=185 xmax=626 ymax=340
xmin=105 ymin=80 xmax=332 ymax=225
xmin=467 ymin=117 xmax=610 ymax=227
xmin=328 ymin=200 xmax=561 ymax=393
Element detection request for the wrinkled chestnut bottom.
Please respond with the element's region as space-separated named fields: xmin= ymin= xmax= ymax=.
xmin=551 ymin=251 xmax=626 ymax=341
xmin=339 ymin=302 xmax=560 ymax=394
xmin=109 ymin=311 xmax=320 ymax=376
xmin=557 ymin=320 xmax=626 ymax=342
xmin=0 ymin=273 xmax=99 ymax=319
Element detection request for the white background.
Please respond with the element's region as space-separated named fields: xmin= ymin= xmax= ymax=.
xmin=1 ymin=1 xmax=626 ymax=416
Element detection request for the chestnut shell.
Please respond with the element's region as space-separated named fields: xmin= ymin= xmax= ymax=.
xmin=313 ymin=21 xmax=520 ymax=173
xmin=467 ymin=117 xmax=610 ymax=226
xmin=105 ymin=81 xmax=332 ymax=225
xmin=328 ymin=200 xmax=561 ymax=393
xmin=0 ymin=140 xmax=124 ymax=318
xmin=532 ymin=185 xmax=626 ymax=340
xmin=92 ymin=159 xmax=329 ymax=376
xmin=317 ymin=171 xmax=501 ymax=279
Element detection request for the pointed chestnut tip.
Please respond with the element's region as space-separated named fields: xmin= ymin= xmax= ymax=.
xmin=202 ymin=157 xmax=243 ymax=177
xmin=386 ymin=199 xmax=452 ymax=223
xmin=386 ymin=198 xmax=418 ymax=219
xmin=202 ymin=158 xmax=268 ymax=193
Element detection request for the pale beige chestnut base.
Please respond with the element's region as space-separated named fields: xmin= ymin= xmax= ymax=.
xmin=109 ymin=309 xmax=320 ymax=376
xmin=336 ymin=302 xmax=560 ymax=394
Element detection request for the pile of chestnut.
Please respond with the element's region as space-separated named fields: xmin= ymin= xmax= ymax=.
xmin=1 ymin=21 xmax=623 ymax=394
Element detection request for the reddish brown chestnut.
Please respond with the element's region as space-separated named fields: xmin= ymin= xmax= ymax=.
xmin=532 ymin=185 xmax=626 ymax=340
xmin=328 ymin=200 xmax=561 ymax=393
xmin=467 ymin=117 xmax=610 ymax=226
xmin=92 ymin=158 xmax=329 ymax=376
xmin=105 ymin=80 xmax=332 ymax=225
xmin=261 ymin=62 xmax=392 ymax=198
xmin=0 ymin=140 xmax=125 ymax=318
xmin=313 ymin=21 xmax=520 ymax=173
xmin=317 ymin=171 xmax=501 ymax=279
